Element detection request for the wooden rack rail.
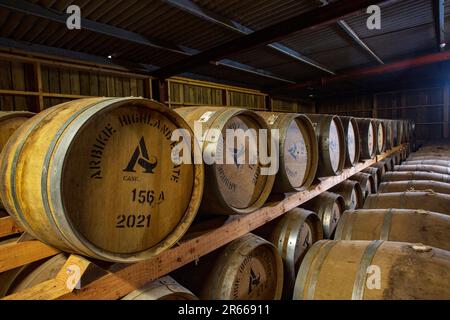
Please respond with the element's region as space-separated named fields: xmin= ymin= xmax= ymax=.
xmin=0 ymin=145 xmax=406 ymax=300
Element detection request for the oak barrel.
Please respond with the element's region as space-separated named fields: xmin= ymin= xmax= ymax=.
xmin=379 ymin=180 xmax=450 ymax=194
xmin=394 ymin=164 xmax=450 ymax=175
xmin=362 ymin=167 xmax=381 ymax=190
xmin=0 ymin=111 xmax=34 ymax=151
xmin=349 ymin=172 xmax=375 ymax=199
xmin=303 ymin=192 xmax=345 ymax=239
xmin=265 ymin=208 xmax=323 ymax=298
xmin=364 ymin=191 xmax=450 ymax=215
xmin=339 ymin=117 xmax=360 ymax=167
xmin=306 ymin=114 xmax=346 ymax=177
xmin=375 ymin=120 xmax=386 ymax=154
xmin=384 ymin=120 xmax=394 ymax=150
xmin=330 ymin=180 xmax=364 ymax=210
xmin=403 ymin=160 xmax=450 ymax=167
xmin=173 ymin=233 xmax=284 ymax=300
xmin=175 ymin=107 xmax=275 ymax=215
xmin=122 ymin=276 xmax=198 ymax=300
xmin=0 ymin=253 xmax=66 ymax=297
xmin=334 ymin=209 xmax=450 ymax=252
xmin=355 ymin=118 xmax=376 ymax=160
xmin=293 ymin=240 xmax=450 ymax=300
xmin=382 ymin=171 xmax=450 ymax=183
xmin=0 ymin=98 xmax=204 ymax=262
xmin=257 ymin=112 xmax=319 ymax=192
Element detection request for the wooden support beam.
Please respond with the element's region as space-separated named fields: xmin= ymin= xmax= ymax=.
xmin=0 ymin=216 xmax=22 ymax=238
xmin=3 ymin=255 xmax=92 ymax=300
xmin=0 ymin=240 xmax=60 ymax=273
xmin=55 ymin=145 xmax=404 ymax=300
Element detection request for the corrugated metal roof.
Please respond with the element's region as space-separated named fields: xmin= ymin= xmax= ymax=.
xmin=0 ymin=0 xmax=448 ymax=97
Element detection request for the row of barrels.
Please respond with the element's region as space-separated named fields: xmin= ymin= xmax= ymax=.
xmin=0 ymin=99 xmax=413 ymax=263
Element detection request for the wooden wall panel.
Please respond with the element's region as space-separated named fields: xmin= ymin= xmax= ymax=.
xmin=271 ymin=98 xmax=315 ymax=113
xmin=1 ymin=55 xmax=151 ymax=112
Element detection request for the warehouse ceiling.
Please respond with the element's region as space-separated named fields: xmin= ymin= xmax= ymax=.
xmin=0 ymin=0 xmax=449 ymax=100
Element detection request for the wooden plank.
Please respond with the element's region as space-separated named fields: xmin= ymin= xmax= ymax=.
xmin=89 ymin=73 xmax=99 ymax=97
xmin=59 ymin=68 xmax=71 ymax=95
xmin=10 ymin=61 xmax=27 ymax=110
xmin=129 ymin=78 xmax=137 ymax=97
xmin=106 ymin=76 xmax=115 ymax=97
xmin=0 ymin=216 xmax=22 ymax=238
xmin=0 ymin=240 xmax=60 ymax=273
xmin=69 ymin=70 xmax=81 ymax=95
xmin=59 ymin=145 xmax=404 ymax=300
xmin=48 ymin=67 xmax=60 ymax=94
xmin=98 ymin=74 xmax=107 ymax=97
xmin=0 ymin=60 xmax=14 ymax=111
xmin=122 ymin=78 xmax=131 ymax=97
xmin=79 ymin=72 xmax=90 ymax=96
xmin=136 ymin=79 xmax=144 ymax=98
xmin=115 ymin=77 xmax=123 ymax=97
xmin=3 ymin=255 xmax=92 ymax=300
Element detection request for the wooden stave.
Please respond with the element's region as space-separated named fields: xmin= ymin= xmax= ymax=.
xmin=383 ymin=120 xmax=394 ymax=150
xmin=293 ymin=240 xmax=450 ymax=300
xmin=339 ymin=116 xmax=361 ymax=168
xmin=330 ymin=180 xmax=364 ymax=211
xmin=0 ymin=98 xmax=204 ymax=262
xmin=266 ymin=208 xmax=323 ymax=299
xmin=349 ymin=172 xmax=375 ymax=199
xmin=122 ymin=276 xmax=198 ymax=300
xmin=355 ymin=118 xmax=376 ymax=160
xmin=302 ymin=192 xmax=345 ymax=239
xmin=175 ymin=106 xmax=275 ymax=215
xmin=379 ymin=180 xmax=450 ymax=194
xmin=374 ymin=119 xmax=386 ymax=155
xmin=257 ymin=112 xmax=319 ymax=193
xmin=334 ymin=209 xmax=450 ymax=252
xmin=364 ymin=191 xmax=450 ymax=215
xmin=394 ymin=164 xmax=450 ymax=175
xmin=306 ymin=114 xmax=346 ymax=177
xmin=403 ymin=160 xmax=450 ymax=167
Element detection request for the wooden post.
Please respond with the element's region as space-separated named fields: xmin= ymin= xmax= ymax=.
xmin=444 ymin=82 xmax=449 ymax=138
xmin=33 ymin=62 xmax=44 ymax=112
xmin=144 ymin=78 xmax=152 ymax=99
xmin=158 ymin=80 xmax=168 ymax=107
xmin=372 ymin=94 xmax=378 ymax=118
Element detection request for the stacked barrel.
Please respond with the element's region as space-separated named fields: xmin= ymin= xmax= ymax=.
xmin=293 ymin=143 xmax=450 ymax=300
xmin=0 ymin=100 xmax=427 ymax=300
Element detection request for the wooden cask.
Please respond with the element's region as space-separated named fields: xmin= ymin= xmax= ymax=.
xmin=394 ymin=164 xmax=450 ymax=175
xmin=364 ymin=191 xmax=450 ymax=215
xmin=0 ymin=112 xmax=35 ymax=210
xmin=375 ymin=120 xmax=386 ymax=154
xmin=0 ymin=253 xmax=66 ymax=297
xmin=0 ymin=111 xmax=34 ymax=151
xmin=122 ymin=276 xmax=198 ymax=300
xmin=403 ymin=160 xmax=450 ymax=167
xmin=355 ymin=118 xmax=376 ymax=160
xmin=384 ymin=120 xmax=394 ymax=150
xmin=303 ymin=192 xmax=345 ymax=239
xmin=0 ymin=98 xmax=204 ymax=262
xmin=335 ymin=209 xmax=450 ymax=252
xmin=371 ymin=161 xmax=387 ymax=177
xmin=409 ymin=155 xmax=450 ymax=161
xmin=379 ymin=180 xmax=450 ymax=194
xmin=330 ymin=180 xmax=364 ymax=210
xmin=390 ymin=120 xmax=399 ymax=146
xmin=396 ymin=120 xmax=404 ymax=144
xmin=382 ymin=171 xmax=450 ymax=183
xmin=362 ymin=167 xmax=381 ymax=190
xmin=349 ymin=172 xmax=375 ymax=199
xmin=173 ymin=233 xmax=284 ymax=300
xmin=175 ymin=107 xmax=275 ymax=215
xmin=257 ymin=112 xmax=319 ymax=192
xmin=293 ymin=240 xmax=450 ymax=300
xmin=265 ymin=208 xmax=323 ymax=298
xmin=339 ymin=117 xmax=360 ymax=167
xmin=306 ymin=114 xmax=345 ymax=177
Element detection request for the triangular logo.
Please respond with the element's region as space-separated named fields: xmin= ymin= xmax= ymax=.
xmin=123 ymin=137 xmax=157 ymax=174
